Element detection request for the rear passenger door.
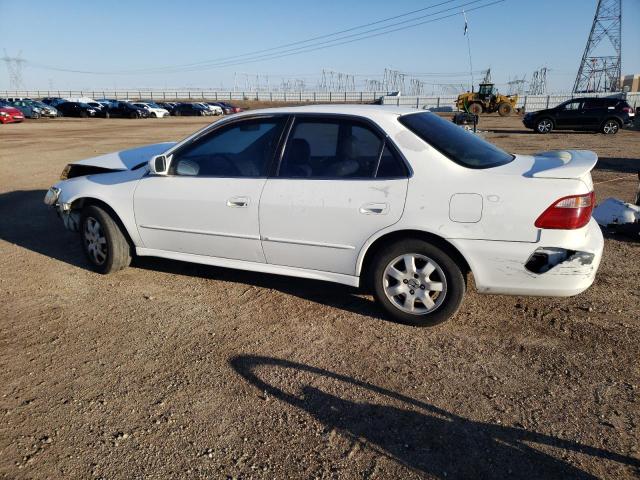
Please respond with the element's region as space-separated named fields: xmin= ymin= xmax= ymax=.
xmin=581 ymin=98 xmax=605 ymax=128
xmin=259 ymin=115 xmax=409 ymax=276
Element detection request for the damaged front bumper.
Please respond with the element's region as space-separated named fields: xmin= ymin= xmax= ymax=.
xmin=450 ymin=218 xmax=604 ymax=297
xmin=43 ymin=186 xmax=81 ymax=232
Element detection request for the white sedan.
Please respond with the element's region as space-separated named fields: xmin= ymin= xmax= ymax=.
xmin=197 ymin=103 xmax=223 ymax=116
xmin=132 ymin=102 xmax=170 ymax=118
xmin=44 ymin=105 xmax=603 ymax=326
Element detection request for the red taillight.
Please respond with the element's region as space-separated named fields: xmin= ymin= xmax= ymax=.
xmin=622 ymin=106 xmax=632 ymax=113
xmin=535 ymin=192 xmax=595 ymax=229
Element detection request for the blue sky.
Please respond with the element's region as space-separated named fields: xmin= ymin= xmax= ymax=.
xmin=0 ymin=0 xmax=638 ymax=93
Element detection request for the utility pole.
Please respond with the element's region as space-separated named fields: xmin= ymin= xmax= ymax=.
xmin=2 ymin=50 xmax=25 ymax=90
xmin=463 ymin=10 xmax=474 ymax=91
xmin=573 ymin=0 xmax=621 ymax=93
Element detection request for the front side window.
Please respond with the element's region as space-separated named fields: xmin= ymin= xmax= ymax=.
xmin=399 ymin=112 xmax=513 ymax=169
xmin=170 ymin=117 xmax=286 ymax=177
xmin=279 ymin=117 xmax=406 ymax=179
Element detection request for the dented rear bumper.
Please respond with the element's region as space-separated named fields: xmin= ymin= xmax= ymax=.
xmin=450 ymin=218 xmax=604 ymax=297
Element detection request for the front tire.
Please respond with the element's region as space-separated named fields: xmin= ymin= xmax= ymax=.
xmin=371 ymin=239 xmax=465 ymax=326
xmin=80 ymin=205 xmax=131 ymax=274
xmin=535 ymin=118 xmax=553 ymax=134
xmin=601 ymin=118 xmax=620 ymax=135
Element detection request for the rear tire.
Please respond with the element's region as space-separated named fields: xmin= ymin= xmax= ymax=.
xmin=468 ymin=103 xmax=483 ymax=115
xmin=601 ymin=118 xmax=620 ymax=135
xmin=535 ymin=118 xmax=553 ymax=134
xmin=371 ymin=239 xmax=465 ymax=327
xmin=80 ymin=205 xmax=131 ymax=274
xmin=497 ymin=102 xmax=513 ymax=116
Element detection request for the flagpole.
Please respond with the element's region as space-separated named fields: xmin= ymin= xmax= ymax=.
xmin=463 ymin=10 xmax=474 ymax=92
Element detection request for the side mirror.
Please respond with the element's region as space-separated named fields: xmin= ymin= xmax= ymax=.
xmin=149 ymin=154 xmax=169 ymax=175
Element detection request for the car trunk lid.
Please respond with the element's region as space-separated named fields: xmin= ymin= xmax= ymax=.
xmin=492 ymin=150 xmax=597 ymax=183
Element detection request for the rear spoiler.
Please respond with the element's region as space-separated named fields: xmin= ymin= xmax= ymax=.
xmin=529 ymin=150 xmax=598 ymax=179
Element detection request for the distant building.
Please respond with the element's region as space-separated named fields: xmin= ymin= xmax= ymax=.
xmin=620 ymin=74 xmax=640 ymax=92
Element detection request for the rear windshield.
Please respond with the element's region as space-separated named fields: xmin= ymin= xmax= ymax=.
xmin=399 ymin=112 xmax=514 ymax=169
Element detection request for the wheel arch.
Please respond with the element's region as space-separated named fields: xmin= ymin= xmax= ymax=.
xmin=600 ymin=116 xmax=622 ymax=128
xmin=70 ymin=196 xmax=137 ymax=249
xmin=357 ymin=229 xmax=472 ymax=287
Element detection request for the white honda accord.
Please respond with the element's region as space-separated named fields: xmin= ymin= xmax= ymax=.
xmin=44 ymin=105 xmax=603 ymax=326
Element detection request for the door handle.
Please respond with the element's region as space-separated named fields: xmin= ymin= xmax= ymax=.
xmin=226 ymin=196 xmax=249 ymax=208
xmin=360 ymin=203 xmax=388 ymax=215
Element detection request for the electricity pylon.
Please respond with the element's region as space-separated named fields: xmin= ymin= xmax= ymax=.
xmin=573 ymin=0 xmax=622 ymax=93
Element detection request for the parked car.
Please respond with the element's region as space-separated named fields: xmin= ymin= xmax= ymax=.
xmin=56 ymin=102 xmax=98 ymax=118
xmin=132 ymin=102 xmax=170 ymax=118
xmin=172 ymin=102 xmax=211 ymax=116
xmin=43 ymin=105 xmax=603 ymax=326
xmin=199 ymin=103 xmax=223 ymax=116
xmin=217 ymin=101 xmax=243 ymax=114
xmin=154 ymin=102 xmax=176 ymax=114
xmin=0 ymin=101 xmax=25 ymax=124
xmin=41 ymin=97 xmax=67 ymax=107
xmin=523 ymin=97 xmax=633 ymax=134
xmin=106 ymin=101 xmax=149 ymax=119
xmin=23 ymin=100 xmax=59 ymax=118
xmin=10 ymin=100 xmax=45 ymax=119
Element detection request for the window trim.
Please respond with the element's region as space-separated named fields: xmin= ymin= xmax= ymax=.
xmin=273 ymin=113 xmax=411 ymax=181
xmin=164 ymin=114 xmax=290 ymax=179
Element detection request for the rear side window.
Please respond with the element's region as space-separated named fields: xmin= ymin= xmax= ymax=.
xmin=278 ymin=117 xmax=407 ymax=179
xmin=399 ymin=112 xmax=513 ymax=169
xmin=583 ymin=99 xmax=604 ymax=109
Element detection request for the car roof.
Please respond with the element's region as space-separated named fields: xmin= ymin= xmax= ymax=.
xmin=234 ymin=104 xmax=420 ymax=119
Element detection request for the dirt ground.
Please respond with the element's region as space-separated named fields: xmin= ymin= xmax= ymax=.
xmin=1 ymin=112 xmax=639 ymax=480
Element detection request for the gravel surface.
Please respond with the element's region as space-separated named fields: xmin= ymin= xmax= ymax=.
xmin=1 ymin=114 xmax=639 ymax=479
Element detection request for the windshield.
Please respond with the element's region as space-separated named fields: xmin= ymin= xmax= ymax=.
xmin=399 ymin=112 xmax=514 ymax=169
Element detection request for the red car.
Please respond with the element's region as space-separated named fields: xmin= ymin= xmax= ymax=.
xmin=0 ymin=103 xmax=25 ymax=124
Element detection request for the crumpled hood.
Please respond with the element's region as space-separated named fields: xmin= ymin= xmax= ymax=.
xmin=72 ymin=142 xmax=176 ymax=171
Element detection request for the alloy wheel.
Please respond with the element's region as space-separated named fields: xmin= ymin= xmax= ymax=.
xmin=383 ymin=254 xmax=447 ymax=315
xmin=537 ymin=119 xmax=552 ymax=133
xmin=603 ymin=120 xmax=618 ymax=134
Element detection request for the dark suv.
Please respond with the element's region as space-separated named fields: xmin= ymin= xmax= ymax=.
xmin=172 ymin=103 xmax=209 ymax=116
xmin=523 ymin=97 xmax=633 ymax=134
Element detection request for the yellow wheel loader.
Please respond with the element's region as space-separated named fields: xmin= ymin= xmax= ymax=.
xmin=456 ymin=83 xmax=518 ymax=116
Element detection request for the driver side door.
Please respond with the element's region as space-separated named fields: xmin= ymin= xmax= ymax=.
xmin=133 ymin=115 xmax=287 ymax=262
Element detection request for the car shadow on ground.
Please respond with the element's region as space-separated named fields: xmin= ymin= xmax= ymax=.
xmin=488 ymin=129 xmax=595 ymax=135
xmin=595 ymin=157 xmax=640 ymax=174
xmin=0 ymin=189 xmax=87 ymax=268
xmin=230 ymin=355 xmax=640 ymax=479
xmin=0 ymin=189 xmax=387 ymax=321
xmin=134 ymin=255 xmax=388 ymax=321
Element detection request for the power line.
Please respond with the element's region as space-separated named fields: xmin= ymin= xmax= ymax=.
xmin=25 ymin=0 xmax=504 ymax=75
xmin=129 ymin=0 xmax=504 ymax=74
